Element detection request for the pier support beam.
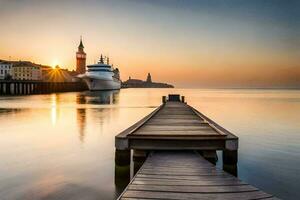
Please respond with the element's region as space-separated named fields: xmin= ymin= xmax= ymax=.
xmin=115 ymin=149 xmax=131 ymax=166
xmin=162 ymin=96 xmax=167 ymax=103
xmin=223 ymin=140 xmax=238 ymax=165
xmin=115 ymin=149 xmax=131 ymax=190
xmin=133 ymin=150 xmax=148 ymax=174
xmin=15 ymin=83 xmax=19 ymax=95
xmin=197 ymin=150 xmax=218 ymax=164
xmin=0 ymin=83 xmax=3 ymax=94
xmin=6 ymin=82 xmax=11 ymax=95
xmin=22 ymin=83 xmax=26 ymax=95
xmin=202 ymin=150 xmax=218 ymax=164
xmin=181 ymin=96 xmax=185 ymax=103
xmin=223 ymin=149 xmax=238 ymax=165
xmin=223 ymin=139 xmax=238 ymax=176
xmin=27 ymin=83 xmax=30 ymax=94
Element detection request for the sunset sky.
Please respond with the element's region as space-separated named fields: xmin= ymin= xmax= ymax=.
xmin=0 ymin=0 xmax=299 ymax=88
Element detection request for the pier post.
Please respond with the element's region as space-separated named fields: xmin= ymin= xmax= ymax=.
xmin=41 ymin=82 xmax=45 ymax=94
xmin=115 ymin=149 xmax=130 ymax=166
xmin=22 ymin=83 xmax=26 ymax=95
xmin=27 ymin=83 xmax=30 ymax=94
xmin=115 ymin=149 xmax=131 ymax=189
xmin=162 ymin=96 xmax=166 ymax=103
xmin=181 ymin=96 xmax=185 ymax=103
xmin=32 ymin=83 xmax=36 ymax=94
xmin=223 ymin=139 xmax=238 ymax=176
xmin=0 ymin=82 xmax=3 ymax=94
xmin=6 ymin=82 xmax=11 ymax=95
xmin=37 ymin=83 xmax=42 ymax=94
xmin=223 ymin=149 xmax=238 ymax=165
xmin=16 ymin=83 xmax=19 ymax=95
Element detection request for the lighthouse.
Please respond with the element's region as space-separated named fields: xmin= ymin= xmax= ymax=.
xmin=76 ymin=37 xmax=86 ymax=74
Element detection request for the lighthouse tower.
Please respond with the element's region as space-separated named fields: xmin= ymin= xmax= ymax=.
xmin=76 ymin=37 xmax=86 ymax=74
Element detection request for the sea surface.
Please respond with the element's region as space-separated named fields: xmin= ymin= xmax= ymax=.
xmin=0 ymin=88 xmax=299 ymax=200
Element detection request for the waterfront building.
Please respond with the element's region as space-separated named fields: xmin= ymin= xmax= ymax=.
xmin=0 ymin=60 xmax=13 ymax=80
xmin=76 ymin=37 xmax=86 ymax=74
xmin=11 ymin=61 xmax=42 ymax=81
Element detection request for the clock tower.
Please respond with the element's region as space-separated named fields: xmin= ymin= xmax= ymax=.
xmin=76 ymin=37 xmax=86 ymax=74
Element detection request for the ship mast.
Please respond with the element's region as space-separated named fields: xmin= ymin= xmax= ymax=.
xmin=100 ymin=54 xmax=104 ymax=64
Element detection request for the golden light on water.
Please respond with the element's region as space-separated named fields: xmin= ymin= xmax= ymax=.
xmin=51 ymin=94 xmax=57 ymax=126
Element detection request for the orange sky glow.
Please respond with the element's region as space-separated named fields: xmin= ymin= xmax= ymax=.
xmin=0 ymin=0 xmax=299 ymax=88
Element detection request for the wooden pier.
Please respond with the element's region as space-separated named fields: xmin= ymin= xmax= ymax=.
xmin=115 ymin=94 xmax=279 ymax=199
xmin=0 ymin=81 xmax=88 ymax=95
xmin=118 ymin=151 xmax=278 ymax=200
xmin=115 ymin=94 xmax=238 ymax=166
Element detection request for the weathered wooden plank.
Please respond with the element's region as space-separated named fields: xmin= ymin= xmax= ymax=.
xmin=144 ymin=122 xmax=208 ymax=126
xmin=154 ymin=115 xmax=199 ymax=119
xmin=141 ymin=163 xmax=215 ymax=168
xmin=139 ymin=170 xmax=225 ymax=176
xmin=132 ymin=179 xmax=247 ymax=186
xmin=142 ymin=164 xmax=215 ymax=169
xmin=139 ymin=165 xmax=222 ymax=172
xmin=138 ymin=125 xmax=212 ymax=131
xmin=147 ymin=119 xmax=204 ymax=124
xmin=128 ymin=184 xmax=258 ymax=193
xmin=122 ymin=190 xmax=273 ymax=200
xmin=139 ymin=167 xmax=221 ymax=172
xmin=136 ymin=174 xmax=237 ymax=181
xmin=128 ymin=139 xmax=226 ymax=150
xmin=132 ymin=130 xmax=220 ymax=136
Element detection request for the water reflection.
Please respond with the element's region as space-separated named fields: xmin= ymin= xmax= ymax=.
xmin=77 ymin=90 xmax=119 ymax=105
xmin=0 ymin=108 xmax=24 ymax=115
xmin=75 ymin=90 xmax=120 ymax=143
xmin=77 ymin=108 xmax=86 ymax=143
xmin=50 ymin=94 xmax=60 ymax=126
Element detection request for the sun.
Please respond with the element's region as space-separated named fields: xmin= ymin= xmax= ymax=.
xmin=51 ymin=59 xmax=60 ymax=69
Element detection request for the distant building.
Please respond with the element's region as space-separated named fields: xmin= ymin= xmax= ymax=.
xmin=122 ymin=73 xmax=174 ymax=88
xmin=76 ymin=37 xmax=86 ymax=74
xmin=0 ymin=60 xmax=13 ymax=80
xmin=11 ymin=61 xmax=42 ymax=81
xmin=146 ymin=73 xmax=152 ymax=83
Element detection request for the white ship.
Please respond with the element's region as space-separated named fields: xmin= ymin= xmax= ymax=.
xmin=78 ymin=55 xmax=121 ymax=91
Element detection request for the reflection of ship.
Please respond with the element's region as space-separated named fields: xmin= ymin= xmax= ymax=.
xmin=78 ymin=55 xmax=121 ymax=91
xmin=78 ymin=90 xmax=119 ymax=105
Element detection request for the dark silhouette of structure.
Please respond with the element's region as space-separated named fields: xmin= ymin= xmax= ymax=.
xmin=146 ymin=73 xmax=152 ymax=83
xmin=122 ymin=73 xmax=173 ymax=88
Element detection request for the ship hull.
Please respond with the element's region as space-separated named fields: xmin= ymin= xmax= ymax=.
xmin=83 ymin=77 xmax=121 ymax=91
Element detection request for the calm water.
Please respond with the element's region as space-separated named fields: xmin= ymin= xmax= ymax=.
xmin=0 ymin=89 xmax=300 ymax=200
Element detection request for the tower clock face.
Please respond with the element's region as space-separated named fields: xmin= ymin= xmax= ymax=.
xmin=76 ymin=53 xmax=86 ymax=59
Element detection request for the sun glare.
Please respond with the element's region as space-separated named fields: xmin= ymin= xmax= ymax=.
xmin=51 ymin=59 xmax=60 ymax=69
